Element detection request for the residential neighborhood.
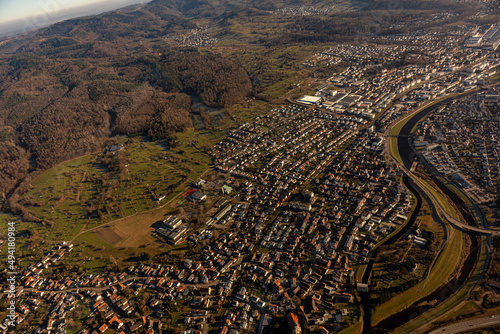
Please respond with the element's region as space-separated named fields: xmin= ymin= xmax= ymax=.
xmin=414 ymin=88 xmax=500 ymax=204
xmin=1 ymin=20 xmax=500 ymax=334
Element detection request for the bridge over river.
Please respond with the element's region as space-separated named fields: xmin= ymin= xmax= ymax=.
xmin=364 ymin=88 xmax=496 ymax=334
xmin=395 ymin=93 xmax=500 ymax=236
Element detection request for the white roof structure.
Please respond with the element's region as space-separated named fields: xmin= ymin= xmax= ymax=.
xmin=298 ymin=95 xmax=322 ymax=105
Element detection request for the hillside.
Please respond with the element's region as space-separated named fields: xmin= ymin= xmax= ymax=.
xmin=0 ymin=0 xmax=473 ymax=203
xmin=0 ymin=7 xmax=253 ymax=200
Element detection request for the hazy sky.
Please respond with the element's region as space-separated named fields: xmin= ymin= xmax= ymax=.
xmin=0 ymin=0 xmax=151 ymax=38
xmin=0 ymin=0 xmax=149 ymax=24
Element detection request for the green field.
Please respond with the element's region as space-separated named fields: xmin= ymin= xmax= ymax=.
xmin=338 ymin=318 xmax=363 ymax=334
xmin=7 ymin=129 xmax=215 ymax=270
xmin=413 ymin=174 xmax=461 ymax=221
xmin=389 ymin=114 xmax=407 ymax=166
xmin=20 ymin=133 xmax=211 ymax=241
xmin=0 ymin=213 xmax=47 ymax=269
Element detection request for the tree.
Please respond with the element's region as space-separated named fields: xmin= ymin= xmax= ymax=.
xmin=140 ymin=252 xmax=151 ymax=261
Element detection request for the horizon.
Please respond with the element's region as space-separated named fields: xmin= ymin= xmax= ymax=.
xmin=0 ymin=0 xmax=151 ymax=39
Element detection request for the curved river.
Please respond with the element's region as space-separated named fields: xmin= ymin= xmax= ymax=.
xmin=362 ymin=92 xmax=483 ymax=333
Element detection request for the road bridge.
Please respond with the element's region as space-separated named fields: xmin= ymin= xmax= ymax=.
xmin=428 ymin=315 xmax=500 ymax=334
xmin=395 ymin=162 xmax=500 ymax=235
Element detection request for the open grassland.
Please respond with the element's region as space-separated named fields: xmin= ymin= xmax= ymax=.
xmin=436 ymin=174 xmax=486 ymax=227
xmin=94 ymin=226 xmax=122 ymax=245
xmin=390 ymin=116 xmax=408 ymax=138
xmin=390 ymin=136 xmax=402 ymax=165
xmin=355 ymin=263 xmax=368 ymax=283
xmin=419 ymin=204 xmax=445 ymax=239
xmin=111 ymin=205 xmax=177 ymax=248
xmin=413 ymin=173 xmax=461 ymax=221
xmin=17 ymin=131 xmax=213 ymax=264
xmin=69 ymin=216 xmax=193 ymax=274
xmin=21 ymin=133 xmax=210 ymax=236
xmin=389 ymin=113 xmax=407 ymax=166
xmin=71 ymin=229 xmax=164 ymax=274
xmin=0 ymin=213 xmax=49 ymax=268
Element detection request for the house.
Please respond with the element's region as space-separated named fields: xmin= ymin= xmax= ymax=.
xmin=287 ymin=313 xmax=302 ymax=334
xmin=222 ymin=185 xmax=233 ymax=194
xmin=109 ymin=144 xmax=124 ymax=153
xmin=191 ymin=191 xmax=207 ymax=202
xmin=98 ymin=323 xmax=108 ymax=333
xmin=130 ymin=322 xmax=143 ymax=332
xmin=356 ymin=283 xmax=369 ymax=292
xmin=166 ymin=226 xmax=189 ymax=245
xmin=194 ymin=179 xmax=206 ymax=187
xmin=162 ymin=216 xmax=183 ymax=231
xmin=109 ymin=315 xmax=123 ymax=329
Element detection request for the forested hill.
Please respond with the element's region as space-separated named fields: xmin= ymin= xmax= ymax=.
xmin=0 ymin=0 xmax=475 ymax=203
xmin=0 ymin=3 xmax=253 ymax=199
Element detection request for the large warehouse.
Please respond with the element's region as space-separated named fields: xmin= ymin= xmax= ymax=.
xmin=297 ymin=95 xmax=323 ymax=105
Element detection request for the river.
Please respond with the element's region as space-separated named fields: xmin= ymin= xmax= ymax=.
xmin=363 ymin=92 xmax=483 ymax=333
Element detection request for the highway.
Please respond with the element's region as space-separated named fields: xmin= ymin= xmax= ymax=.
xmin=396 ymin=163 xmax=500 ymax=236
xmin=383 ymin=89 xmax=496 ymax=334
xmin=386 ymin=89 xmax=500 ymax=236
xmin=428 ymin=315 xmax=500 ymax=334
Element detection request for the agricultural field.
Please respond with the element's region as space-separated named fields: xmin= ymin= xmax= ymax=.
xmin=0 ymin=213 xmax=46 ymax=269
xmin=18 ymin=130 xmax=212 ymax=246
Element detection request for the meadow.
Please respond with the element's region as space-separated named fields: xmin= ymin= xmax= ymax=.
xmin=10 ymin=130 xmax=215 ymax=270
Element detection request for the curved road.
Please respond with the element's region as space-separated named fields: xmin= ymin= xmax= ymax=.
xmin=428 ymin=315 xmax=500 ymax=334
xmin=395 ymin=163 xmax=500 ymax=236
xmin=377 ymin=89 xmax=493 ymax=333
xmin=388 ymin=90 xmax=500 ymax=236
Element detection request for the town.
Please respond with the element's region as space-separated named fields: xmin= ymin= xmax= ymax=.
xmin=1 ymin=22 xmax=500 ymax=334
xmin=415 ymin=88 xmax=500 ymax=204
